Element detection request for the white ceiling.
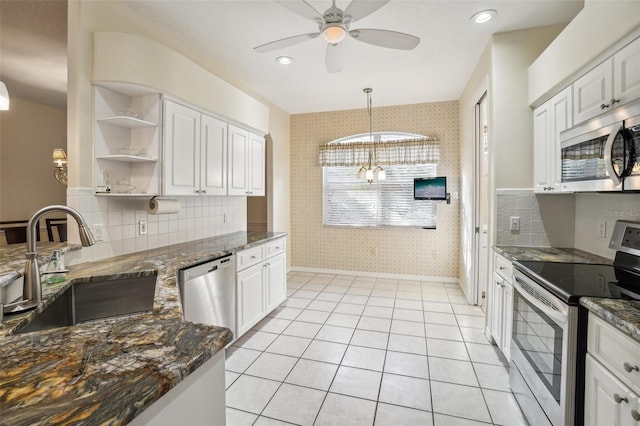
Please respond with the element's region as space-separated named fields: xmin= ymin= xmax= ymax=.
xmin=0 ymin=0 xmax=584 ymax=114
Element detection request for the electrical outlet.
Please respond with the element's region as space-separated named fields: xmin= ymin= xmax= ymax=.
xmin=510 ymin=216 xmax=520 ymax=231
xmin=93 ymin=224 xmax=104 ymax=242
xmin=598 ymin=221 xmax=607 ymax=238
xmin=139 ymin=220 xmax=147 ymax=235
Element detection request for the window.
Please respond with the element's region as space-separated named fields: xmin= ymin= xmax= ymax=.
xmin=320 ymin=132 xmax=440 ymax=229
xmin=323 ymin=164 xmax=438 ymax=228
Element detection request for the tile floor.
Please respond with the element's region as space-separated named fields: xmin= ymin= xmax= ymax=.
xmin=225 ymin=272 xmax=528 ymax=426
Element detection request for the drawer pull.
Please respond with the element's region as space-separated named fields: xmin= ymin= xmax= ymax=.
xmin=632 ymin=409 xmax=640 ymax=421
xmin=614 ymin=393 xmax=628 ymax=404
xmin=250 ymin=255 xmax=256 ymax=260
xmin=499 ymin=266 xmax=505 ymax=270
xmin=623 ymin=362 xmax=639 ymax=373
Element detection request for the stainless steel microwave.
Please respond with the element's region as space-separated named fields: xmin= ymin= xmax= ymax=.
xmin=559 ymin=101 xmax=640 ymax=192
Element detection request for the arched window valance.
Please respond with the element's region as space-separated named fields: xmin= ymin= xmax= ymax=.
xmin=318 ymin=132 xmax=439 ymax=167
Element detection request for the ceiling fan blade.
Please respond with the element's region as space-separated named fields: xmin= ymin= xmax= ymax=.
xmin=254 ymin=32 xmax=320 ymax=53
xmin=276 ymin=0 xmax=323 ymax=24
xmin=349 ymin=28 xmax=420 ymax=50
xmin=344 ymin=0 xmax=389 ymax=23
xmin=325 ymin=43 xmax=344 ymax=73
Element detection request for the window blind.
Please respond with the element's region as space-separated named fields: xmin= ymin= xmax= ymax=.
xmin=323 ymin=164 xmax=438 ymax=228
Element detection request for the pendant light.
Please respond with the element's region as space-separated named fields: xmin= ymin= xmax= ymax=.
xmin=357 ymin=88 xmax=385 ymax=184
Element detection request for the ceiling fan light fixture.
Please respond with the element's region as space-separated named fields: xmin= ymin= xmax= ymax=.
xmin=275 ymin=56 xmax=293 ymax=65
xmin=471 ymin=9 xmax=497 ymax=24
xmin=322 ymin=24 xmax=347 ymax=44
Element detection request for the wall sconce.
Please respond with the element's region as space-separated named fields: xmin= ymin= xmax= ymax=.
xmin=0 ymin=81 xmax=10 ymax=111
xmin=52 ymin=148 xmax=68 ymax=185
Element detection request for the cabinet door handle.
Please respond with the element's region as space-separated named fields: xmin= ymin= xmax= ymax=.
xmin=632 ymin=409 xmax=640 ymax=421
xmin=194 ymin=189 xmax=200 ymax=194
xmin=610 ymin=98 xmax=620 ymax=105
xmin=499 ymin=266 xmax=505 ymax=270
xmin=250 ymin=255 xmax=256 ymax=260
xmin=614 ymin=393 xmax=628 ymax=404
xmin=201 ymin=189 xmax=207 ymax=194
xmin=623 ymin=362 xmax=639 ymax=372
xmin=601 ymin=103 xmax=610 ymax=109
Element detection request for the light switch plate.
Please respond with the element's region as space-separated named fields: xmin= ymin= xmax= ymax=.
xmin=510 ymin=216 xmax=520 ymax=231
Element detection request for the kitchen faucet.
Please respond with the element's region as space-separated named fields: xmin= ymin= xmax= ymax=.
xmin=22 ymin=205 xmax=95 ymax=310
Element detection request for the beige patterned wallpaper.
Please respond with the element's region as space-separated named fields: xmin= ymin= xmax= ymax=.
xmin=290 ymin=101 xmax=460 ymax=279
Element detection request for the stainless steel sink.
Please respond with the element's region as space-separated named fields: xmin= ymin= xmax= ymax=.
xmin=16 ymin=273 xmax=157 ymax=334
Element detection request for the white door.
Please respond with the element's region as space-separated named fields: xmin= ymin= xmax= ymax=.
xmin=163 ymin=100 xmax=200 ymax=195
xmin=200 ymin=114 xmax=227 ymax=196
xmin=490 ymin=272 xmax=504 ymax=346
xmin=473 ymin=93 xmax=489 ymax=307
xmin=228 ymin=125 xmax=249 ymax=196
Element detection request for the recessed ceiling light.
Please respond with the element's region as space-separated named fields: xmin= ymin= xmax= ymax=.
xmin=471 ymin=9 xmax=497 ymax=24
xmin=276 ymin=56 xmax=293 ymax=65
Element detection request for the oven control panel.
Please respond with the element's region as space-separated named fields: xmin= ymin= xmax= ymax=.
xmin=610 ymin=220 xmax=640 ymax=255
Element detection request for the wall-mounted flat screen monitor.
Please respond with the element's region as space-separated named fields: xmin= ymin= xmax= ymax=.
xmin=414 ymin=176 xmax=447 ymax=200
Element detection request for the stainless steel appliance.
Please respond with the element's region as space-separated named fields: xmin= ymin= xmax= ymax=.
xmin=178 ymin=254 xmax=236 ymax=340
xmin=510 ymin=220 xmax=640 ymax=426
xmin=560 ymin=100 xmax=640 ymax=192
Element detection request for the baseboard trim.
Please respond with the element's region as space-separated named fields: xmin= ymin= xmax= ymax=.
xmin=289 ymin=266 xmax=459 ymax=284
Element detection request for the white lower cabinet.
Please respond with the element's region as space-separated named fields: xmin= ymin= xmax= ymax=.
xmin=488 ymin=252 xmax=513 ymax=360
xmin=236 ymin=238 xmax=287 ymax=338
xmin=265 ymin=253 xmax=286 ymax=313
xmin=585 ymin=313 xmax=640 ymax=426
xmin=585 ymin=354 xmax=638 ymax=426
xmin=237 ymin=262 xmax=266 ymax=337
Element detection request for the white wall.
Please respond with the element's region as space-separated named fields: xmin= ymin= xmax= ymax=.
xmin=529 ymin=0 xmax=640 ymax=105
xmin=574 ymin=193 xmax=640 ymax=259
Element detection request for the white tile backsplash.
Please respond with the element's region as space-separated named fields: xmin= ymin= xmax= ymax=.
xmin=65 ymin=187 xmax=247 ymax=264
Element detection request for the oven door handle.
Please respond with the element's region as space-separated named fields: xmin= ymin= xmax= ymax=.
xmin=513 ymin=279 xmax=567 ymax=325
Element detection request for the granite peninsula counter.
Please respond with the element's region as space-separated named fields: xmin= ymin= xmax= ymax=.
xmin=0 ymin=231 xmax=286 ymax=425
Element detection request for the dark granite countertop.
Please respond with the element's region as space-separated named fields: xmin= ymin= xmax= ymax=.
xmin=494 ymin=246 xmax=612 ymax=264
xmin=581 ymin=298 xmax=640 ymax=342
xmin=0 ymin=231 xmax=286 ymax=425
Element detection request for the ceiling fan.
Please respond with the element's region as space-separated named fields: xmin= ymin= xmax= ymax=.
xmin=254 ymin=0 xmax=420 ymax=73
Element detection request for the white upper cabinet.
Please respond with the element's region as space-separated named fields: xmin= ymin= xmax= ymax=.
xmin=163 ymin=100 xmax=228 ymax=196
xmin=534 ymin=87 xmax=572 ymax=193
xmin=228 ymin=124 xmax=265 ymax=196
xmin=613 ymin=36 xmax=640 ymax=108
xmin=93 ymin=84 xmax=161 ymax=196
xmin=200 ymin=115 xmax=228 ymax=196
xmin=249 ymin=132 xmax=266 ymax=196
xmin=163 ymin=100 xmax=201 ymax=195
xmin=572 ymin=36 xmax=640 ymax=125
xmin=573 ymin=60 xmax=613 ymax=125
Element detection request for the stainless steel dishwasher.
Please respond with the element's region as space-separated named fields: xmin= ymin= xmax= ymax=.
xmin=178 ymin=254 xmax=236 ymax=336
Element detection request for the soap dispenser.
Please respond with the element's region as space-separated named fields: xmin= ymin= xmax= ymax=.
xmin=42 ymin=250 xmax=69 ymax=284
